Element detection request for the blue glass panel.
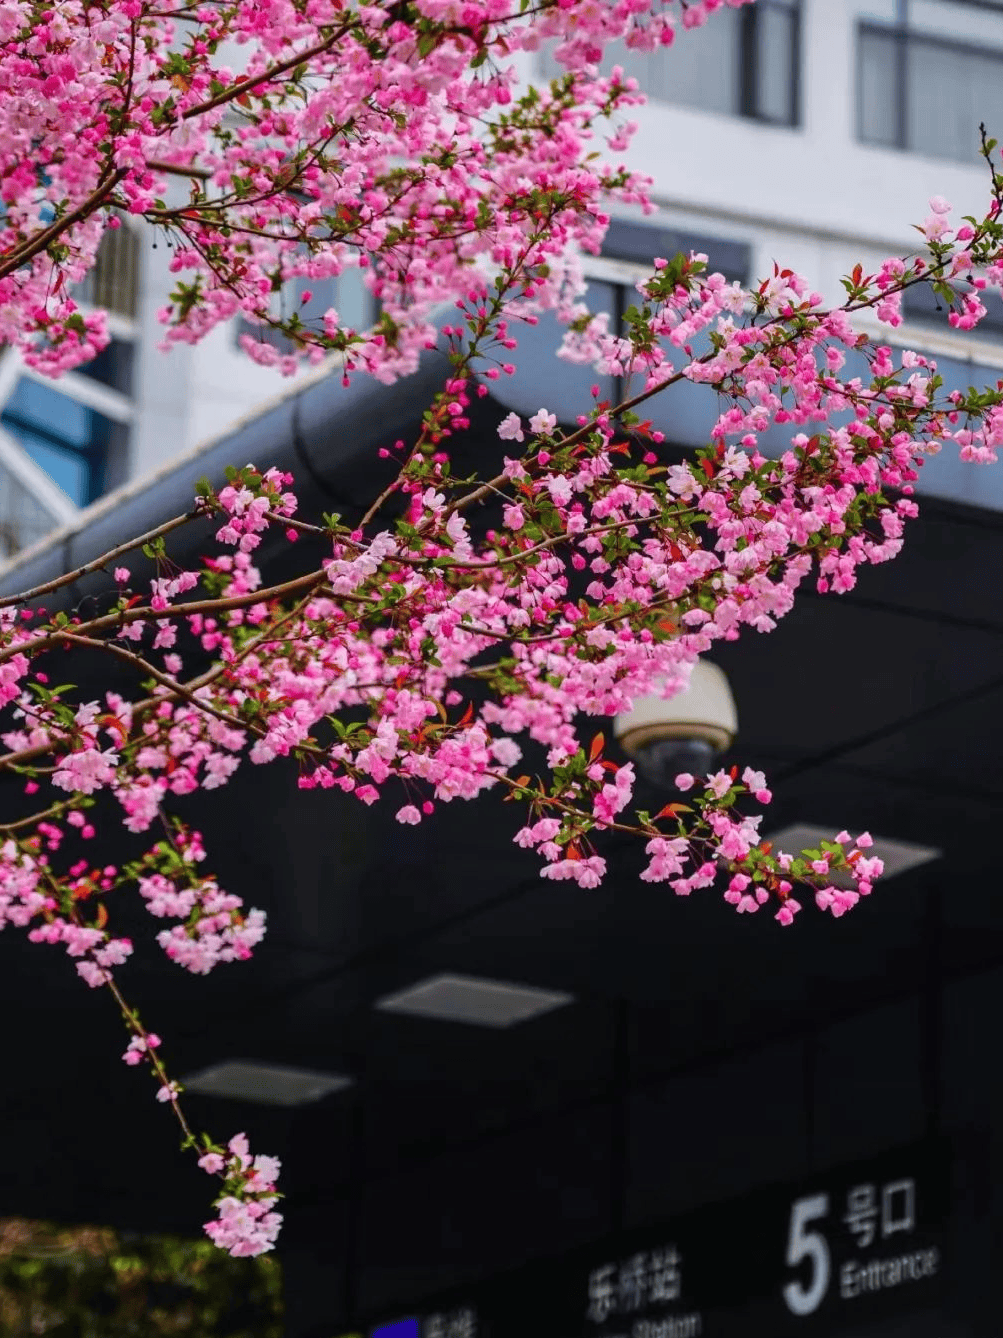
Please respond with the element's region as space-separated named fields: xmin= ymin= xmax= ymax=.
xmin=1 ymin=377 xmax=113 ymax=504
xmin=858 ymin=27 xmax=901 ymax=149
xmin=561 ymin=10 xmax=742 ymax=116
xmin=906 ymin=37 xmax=1003 ymax=166
xmin=604 ymin=221 xmax=749 ymax=285
xmin=5 ymin=426 xmax=90 ymax=505
xmin=753 ymin=2 xmax=797 ymax=124
xmin=336 ymin=267 xmax=371 ymax=332
xmin=543 ymin=1 xmax=798 ymax=125
xmin=293 ymin=274 xmax=338 ymax=329
xmin=372 ymin=1318 xmax=420 ymax=1338
xmin=903 ymin=279 xmax=1003 ymax=339
xmin=239 ymin=271 xmax=373 ymax=352
xmin=5 ymin=378 xmax=90 ymax=446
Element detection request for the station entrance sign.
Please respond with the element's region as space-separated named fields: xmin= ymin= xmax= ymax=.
xmin=367 ymin=1140 xmax=950 ymax=1338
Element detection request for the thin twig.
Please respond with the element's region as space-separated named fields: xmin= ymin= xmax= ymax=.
xmin=56 ymin=632 xmax=256 ymax=737
xmin=0 ymin=168 xmax=127 ymax=281
xmin=0 ymin=569 xmax=327 ymax=667
xmin=0 ymin=511 xmax=198 ymax=609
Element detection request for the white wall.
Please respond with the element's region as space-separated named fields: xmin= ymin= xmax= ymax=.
xmin=130 ymin=0 xmax=1003 ymax=484
xmin=612 ymin=0 xmax=1003 ymax=301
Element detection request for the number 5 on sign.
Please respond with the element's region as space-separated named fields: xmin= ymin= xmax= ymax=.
xmin=782 ymin=1194 xmax=831 ymax=1316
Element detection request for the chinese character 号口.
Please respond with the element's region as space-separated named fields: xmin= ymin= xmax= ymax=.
xmin=587 ymin=1263 xmax=617 ymax=1323
xmin=443 ymin=1308 xmax=476 ymax=1338
xmin=647 ymin=1247 xmax=681 ymax=1303
xmin=881 ymin=1179 xmax=916 ymax=1238
xmin=618 ymin=1253 xmax=648 ymax=1312
xmin=844 ymin=1184 xmax=879 ymax=1249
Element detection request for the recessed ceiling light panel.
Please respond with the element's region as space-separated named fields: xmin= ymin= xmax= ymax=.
xmin=764 ymin=824 xmax=940 ymax=886
xmin=375 ymin=973 xmax=573 ymax=1028
xmin=183 ymin=1060 xmax=353 ymax=1107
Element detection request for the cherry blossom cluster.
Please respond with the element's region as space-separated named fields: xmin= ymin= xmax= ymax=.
xmin=2 ymin=185 xmax=996 ymax=933
xmin=1 ymin=237 xmax=998 ymax=1254
xmin=5 ymin=0 xmax=1003 ymax=1258
xmin=129 ymin=823 xmax=269 ymax=974
xmin=121 ymin=1015 xmax=283 ymax=1255
xmin=0 ymin=0 xmax=750 ymax=377
xmin=199 ymin=1134 xmax=283 ymax=1258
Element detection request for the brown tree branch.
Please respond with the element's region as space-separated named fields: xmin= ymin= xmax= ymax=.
xmin=0 ymin=169 xmax=127 ymax=282
xmin=0 ymin=569 xmax=327 ymax=667
xmin=0 ymin=512 xmax=199 ymax=610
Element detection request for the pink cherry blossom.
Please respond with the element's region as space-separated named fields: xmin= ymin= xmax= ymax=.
xmin=529 ymin=409 xmax=559 ymax=435
xmin=2 ymin=0 xmax=1003 ymax=1260
xmin=497 ymin=413 xmax=525 ymax=442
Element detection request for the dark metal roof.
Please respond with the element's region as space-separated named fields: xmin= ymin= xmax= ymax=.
xmin=0 ymin=345 xmax=455 ymax=602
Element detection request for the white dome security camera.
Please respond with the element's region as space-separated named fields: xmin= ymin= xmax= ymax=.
xmin=612 ymin=660 xmax=738 ymax=787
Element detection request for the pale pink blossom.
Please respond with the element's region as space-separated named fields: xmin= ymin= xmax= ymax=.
xmin=497 ymin=412 xmax=525 ymax=442
xmin=529 ymin=409 xmax=558 ymax=435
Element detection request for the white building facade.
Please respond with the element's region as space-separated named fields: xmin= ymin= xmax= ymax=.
xmin=0 ymin=205 xmax=371 ymax=560
xmin=2 ymin=0 xmax=1002 ymax=559
xmin=499 ymin=0 xmax=1003 ymax=515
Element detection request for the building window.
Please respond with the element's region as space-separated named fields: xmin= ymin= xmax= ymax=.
xmin=75 ymin=225 xmax=139 ymax=321
xmin=0 ymin=378 xmax=118 ymax=506
xmin=2 ymin=226 xmax=137 ymax=527
xmin=859 ymin=14 xmax=1003 ymax=164
xmin=901 ymin=274 xmax=1003 ymax=337
xmin=76 ymin=337 xmax=135 ymax=397
xmin=489 ymin=220 xmax=751 ymax=429
xmin=602 ymin=220 xmax=750 ymax=286
xmin=0 ymin=457 xmax=71 ymax=560
xmin=594 ymin=222 xmax=750 ymax=399
xmin=236 ymin=268 xmax=373 ymax=355
xmin=540 ymin=0 xmax=800 ymax=127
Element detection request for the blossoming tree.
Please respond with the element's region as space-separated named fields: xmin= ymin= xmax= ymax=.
xmin=2 ymin=0 xmax=1002 ymax=1254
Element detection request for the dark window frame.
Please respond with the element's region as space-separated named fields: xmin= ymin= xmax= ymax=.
xmin=598 ymin=224 xmax=752 ymax=406
xmin=75 ymin=224 xmax=139 ymax=321
xmin=857 ymin=18 xmax=1003 ymax=157
xmin=539 ymin=0 xmax=801 ymax=128
xmin=0 ymin=392 xmax=112 ymax=507
xmin=901 ymin=274 xmax=1003 ymax=339
xmin=945 ymin=0 xmax=1003 ymax=13
xmin=739 ymin=0 xmax=802 ymax=129
xmin=235 ymin=269 xmax=377 ymax=356
xmin=603 ymin=220 xmax=751 ymax=287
